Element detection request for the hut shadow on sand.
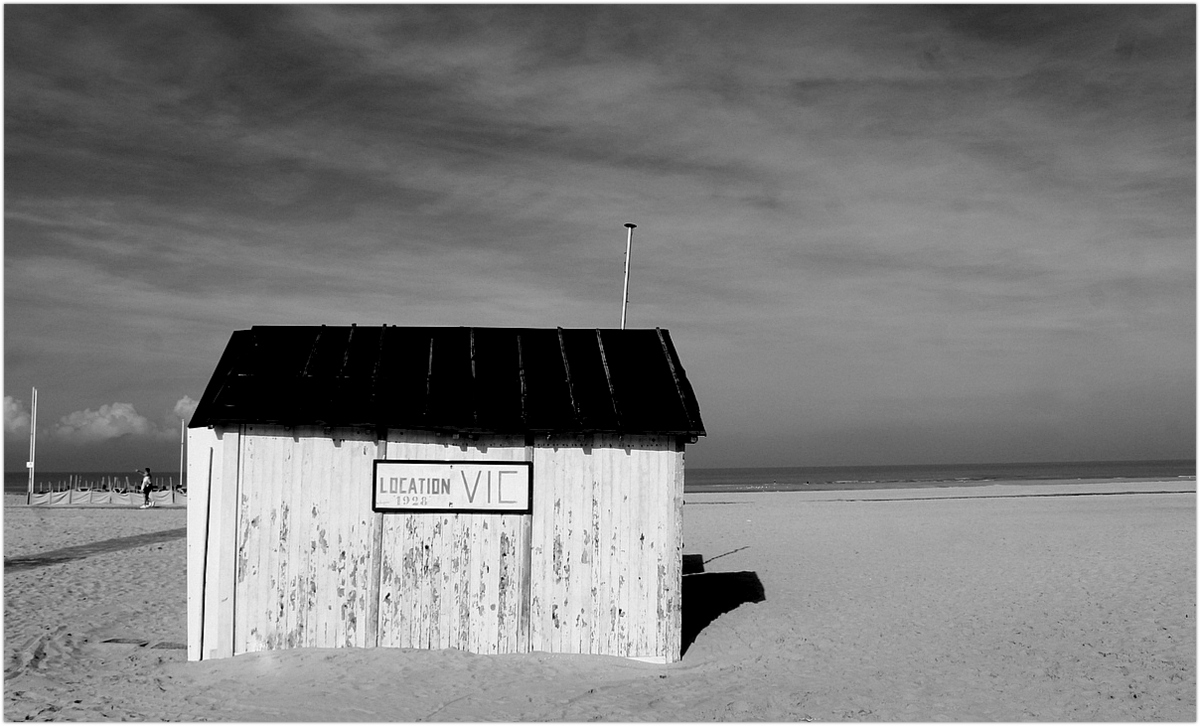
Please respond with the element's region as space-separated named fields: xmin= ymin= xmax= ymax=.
xmin=680 ymin=554 xmax=766 ymax=656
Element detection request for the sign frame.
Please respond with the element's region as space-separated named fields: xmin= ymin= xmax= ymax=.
xmin=371 ymin=459 xmax=534 ymax=514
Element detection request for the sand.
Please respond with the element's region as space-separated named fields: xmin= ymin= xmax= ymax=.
xmin=3 ymin=479 xmax=1194 ymax=721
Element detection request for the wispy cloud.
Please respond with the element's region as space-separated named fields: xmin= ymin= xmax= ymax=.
xmin=51 ymin=403 xmax=157 ymax=443
xmin=46 ymin=397 xmax=196 ymax=445
xmin=4 ymin=396 xmax=31 ymax=437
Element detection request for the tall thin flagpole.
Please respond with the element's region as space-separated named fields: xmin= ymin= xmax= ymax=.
xmin=179 ymin=418 xmax=186 ymax=493
xmin=26 ymin=387 xmax=37 ymax=505
xmin=621 ymin=223 xmax=636 ymax=330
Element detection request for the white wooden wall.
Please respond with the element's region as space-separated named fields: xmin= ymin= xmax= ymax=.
xmin=188 ymin=427 xmax=685 ymax=663
xmin=233 ymin=425 xmax=380 ymax=654
xmin=530 ymin=434 xmax=684 ymax=662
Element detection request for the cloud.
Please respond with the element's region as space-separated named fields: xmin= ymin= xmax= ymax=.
xmin=173 ymin=396 xmax=199 ymax=421
xmin=47 ymin=398 xmax=201 ymax=446
xmin=51 ymin=402 xmax=158 ymax=443
xmin=4 ymin=396 xmax=32 ymax=437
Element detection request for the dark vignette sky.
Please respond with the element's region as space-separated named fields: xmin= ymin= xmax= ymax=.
xmin=3 ymin=4 xmax=1195 ymax=471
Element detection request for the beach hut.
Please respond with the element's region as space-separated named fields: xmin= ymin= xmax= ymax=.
xmin=187 ymin=325 xmax=705 ymax=663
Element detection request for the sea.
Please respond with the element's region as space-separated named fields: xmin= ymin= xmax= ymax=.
xmin=5 ymin=459 xmax=1194 ymax=496
xmin=683 ymin=459 xmax=1195 ymax=493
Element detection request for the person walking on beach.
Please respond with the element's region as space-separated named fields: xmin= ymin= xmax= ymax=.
xmin=139 ymin=468 xmax=153 ymax=508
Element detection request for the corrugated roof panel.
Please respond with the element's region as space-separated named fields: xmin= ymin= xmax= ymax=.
xmin=471 ymin=327 xmax=524 ymax=432
xmin=190 ymin=329 xmax=252 ymax=424
xmin=190 ymin=326 xmax=704 ymax=437
xmin=373 ymin=327 xmax=434 ymax=430
xmin=600 ymin=328 xmax=692 ymax=434
xmin=294 ymin=327 xmax=352 ymax=425
xmin=559 ymin=329 xmax=621 ymax=431
xmin=520 ymin=329 xmax=578 ymax=432
xmin=656 ymin=329 xmax=703 ymax=432
xmin=425 ymin=328 xmax=475 ymax=431
xmin=324 ymin=325 xmax=382 ymax=426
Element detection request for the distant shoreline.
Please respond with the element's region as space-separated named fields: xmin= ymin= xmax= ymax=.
xmin=6 ymin=459 xmax=1194 ymax=495
xmin=684 ymin=474 xmax=1197 ymax=494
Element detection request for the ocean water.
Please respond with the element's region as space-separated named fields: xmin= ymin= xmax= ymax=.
xmin=5 ymin=459 xmax=1194 ymax=496
xmin=684 ymin=459 xmax=1196 ymax=493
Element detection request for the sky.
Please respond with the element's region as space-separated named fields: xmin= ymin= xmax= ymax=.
xmin=3 ymin=4 xmax=1195 ymax=473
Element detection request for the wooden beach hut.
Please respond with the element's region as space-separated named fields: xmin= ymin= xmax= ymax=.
xmin=187 ymin=325 xmax=705 ymax=663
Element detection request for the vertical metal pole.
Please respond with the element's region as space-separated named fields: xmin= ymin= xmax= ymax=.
xmin=621 ymin=223 xmax=636 ymax=330
xmin=26 ymin=387 xmax=37 ymax=505
xmin=179 ymin=418 xmax=186 ymax=495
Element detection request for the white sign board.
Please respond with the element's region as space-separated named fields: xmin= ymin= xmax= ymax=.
xmin=373 ymin=460 xmax=533 ymax=514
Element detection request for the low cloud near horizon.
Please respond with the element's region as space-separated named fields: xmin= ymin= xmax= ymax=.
xmin=4 ymin=394 xmax=198 ymax=453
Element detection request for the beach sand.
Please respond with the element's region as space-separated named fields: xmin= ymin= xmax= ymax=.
xmin=4 ymin=479 xmax=1194 ymax=721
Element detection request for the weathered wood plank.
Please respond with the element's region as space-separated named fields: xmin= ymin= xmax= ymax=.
xmin=366 ymin=438 xmax=387 ymax=648
xmin=344 ymin=434 xmax=370 ymax=648
xmin=577 ymin=442 xmax=594 ymax=654
xmin=235 ymin=427 xmax=252 ymax=653
xmin=482 ymin=516 xmax=498 ymax=654
xmin=299 ymin=432 xmax=318 ymax=648
xmin=303 ymin=434 xmax=324 ymax=648
xmin=283 ymin=432 xmax=305 ymax=650
xmin=233 ymin=431 xmax=258 ymax=654
xmin=625 ymin=438 xmax=640 ymax=657
xmin=443 ymin=513 xmax=462 ymax=650
xmin=460 ymin=512 xmax=477 ymax=653
xmin=482 ymin=514 xmax=499 ymax=655
xmin=279 ymin=431 xmax=299 ymax=650
xmin=187 ymin=427 xmax=220 ymax=661
xmin=513 ymin=512 xmax=526 ymax=652
xmin=643 ymin=436 xmax=662 ymax=657
xmin=322 ymin=434 xmax=342 ymax=648
xmin=375 ymin=517 xmax=396 ymax=648
xmin=339 ymin=432 xmax=373 ymax=649
xmin=649 ymin=437 xmax=667 ymax=659
xmin=405 ymin=510 xmax=422 ymax=650
xmin=529 ymin=443 xmax=549 ymax=652
xmin=550 ymin=458 xmax=565 ymax=654
xmin=595 ymin=440 xmax=613 ymax=656
xmin=667 ymin=442 xmax=685 ymax=661
xmin=207 ymin=426 xmax=240 ymax=659
xmin=562 ymin=443 xmax=579 ymax=654
xmin=433 ymin=511 xmax=449 ymax=651
xmin=256 ymin=430 xmax=280 ymax=653
xmin=519 ymin=442 xmax=534 ymax=654
xmin=497 ymin=515 xmax=512 ymax=654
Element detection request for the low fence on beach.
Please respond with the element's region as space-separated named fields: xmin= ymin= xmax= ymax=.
xmin=24 ymin=474 xmax=187 ymax=507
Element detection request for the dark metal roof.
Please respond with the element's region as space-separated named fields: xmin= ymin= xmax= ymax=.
xmin=190 ymin=326 xmax=706 ymax=438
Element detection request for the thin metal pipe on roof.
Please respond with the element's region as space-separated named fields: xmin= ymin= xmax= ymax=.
xmin=621 ymin=223 xmax=636 ymax=330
